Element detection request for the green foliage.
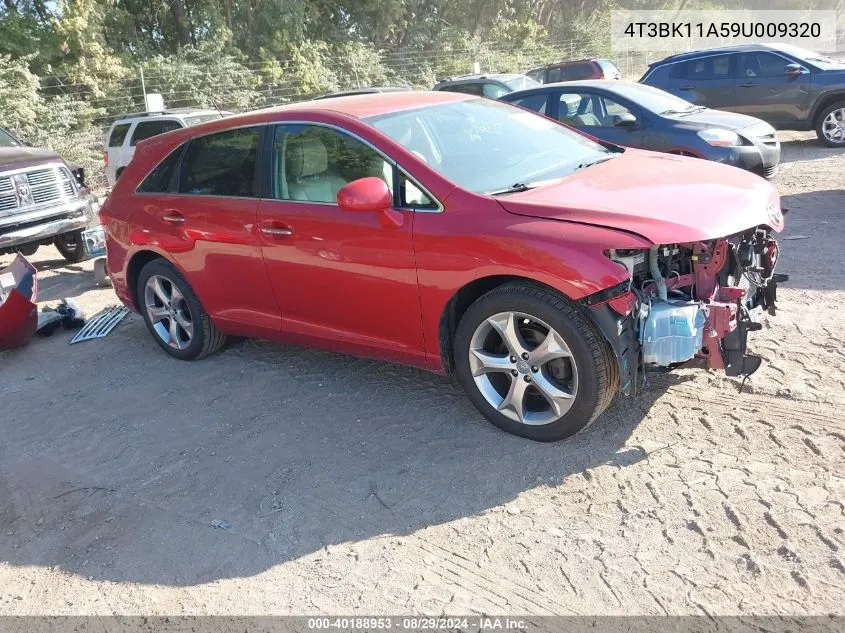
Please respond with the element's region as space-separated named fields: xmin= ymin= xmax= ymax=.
xmin=0 ymin=0 xmax=641 ymax=187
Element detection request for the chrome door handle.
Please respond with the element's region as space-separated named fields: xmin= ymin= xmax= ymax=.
xmin=260 ymin=226 xmax=293 ymax=236
xmin=162 ymin=213 xmax=184 ymax=224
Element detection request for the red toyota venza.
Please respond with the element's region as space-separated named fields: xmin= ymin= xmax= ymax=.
xmin=101 ymin=91 xmax=785 ymax=441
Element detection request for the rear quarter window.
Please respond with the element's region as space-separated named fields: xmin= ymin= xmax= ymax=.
xmin=108 ymin=123 xmax=131 ymax=147
xmin=178 ymin=127 xmax=260 ymax=197
xmin=130 ymin=120 xmax=184 ymax=146
xmin=137 ymin=145 xmax=184 ymax=193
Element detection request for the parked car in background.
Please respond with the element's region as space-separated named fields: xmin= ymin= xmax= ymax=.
xmin=526 ymin=58 xmax=621 ymax=84
xmin=432 ymin=73 xmax=539 ymax=98
xmin=640 ymin=44 xmax=845 ymax=146
xmin=0 ymin=130 xmax=99 ymax=262
xmin=502 ymin=80 xmax=781 ymax=177
xmin=101 ymin=91 xmax=784 ymax=442
xmin=104 ymin=108 xmax=230 ymax=186
xmin=314 ymin=87 xmax=410 ymax=99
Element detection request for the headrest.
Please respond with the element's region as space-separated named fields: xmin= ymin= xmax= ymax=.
xmin=287 ymin=136 xmax=328 ymax=178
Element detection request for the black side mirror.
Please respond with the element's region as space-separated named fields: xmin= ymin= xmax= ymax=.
xmin=784 ymin=63 xmax=806 ymax=77
xmin=613 ymin=112 xmax=638 ymax=129
xmin=23 ymin=140 xmax=33 ymax=147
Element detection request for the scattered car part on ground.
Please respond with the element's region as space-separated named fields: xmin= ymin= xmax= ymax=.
xmin=100 ymin=91 xmax=784 ymax=442
xmin=36 ymin=298 xmax=86 ymax=337
xmin=525 ymin=58 xmax=621 ymax=84
xmin=0 ymin=143 xmax=101 ymax=262
xmin=68 ymin=305 xmax=129 ymax=345
xmin=103 ymin=108 xmax=231 ymax=186
xmin=501 ymin=80 xmax=781 ymax=177
xmin=640 ymin=44 xmax=845 ymax=146
xmin=0 ymin=253 xmax=38 ymax=350
xmin=432 ymin=73 xmax=540 ymax=98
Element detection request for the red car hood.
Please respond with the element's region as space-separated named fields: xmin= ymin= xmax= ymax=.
xmin=496 ymin=150 xmax=783 ymax=244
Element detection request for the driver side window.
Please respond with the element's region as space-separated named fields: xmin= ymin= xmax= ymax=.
xmin=272 ymin=124 xmax=392 ymax=204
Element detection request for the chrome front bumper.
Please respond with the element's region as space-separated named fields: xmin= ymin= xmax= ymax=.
xmin=0 ymin=195 xmax=99 ymax=251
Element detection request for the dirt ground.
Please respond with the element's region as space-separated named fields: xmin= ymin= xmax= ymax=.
xmin=1 ymin=132 xmax=843 ymax=616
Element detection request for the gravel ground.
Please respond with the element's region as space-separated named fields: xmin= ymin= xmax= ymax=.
xmin=0 ymin=132 xmax=843 ymax=616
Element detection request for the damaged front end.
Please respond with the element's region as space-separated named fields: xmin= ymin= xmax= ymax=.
xmin=583 ymin=225 xmax=785 ymax=393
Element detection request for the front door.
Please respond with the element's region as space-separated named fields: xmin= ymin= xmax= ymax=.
xmin=256 ymin=123 xmax=427 ymax=366
xmin=733 ymin=52 xmax=811 ymax=126
xmin=553 ymin=91 xmax=644 ymax=148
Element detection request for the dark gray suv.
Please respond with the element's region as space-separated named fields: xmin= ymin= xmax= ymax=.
xmin=640 ymin=44 xmax=845 ymax=146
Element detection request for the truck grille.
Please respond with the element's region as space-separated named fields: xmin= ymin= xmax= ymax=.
xmin=0 ymin=166 xmax=76 ymax=216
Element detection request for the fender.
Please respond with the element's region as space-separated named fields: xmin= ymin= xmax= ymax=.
xmin=808 ymin=89 xmax=845 ymax=125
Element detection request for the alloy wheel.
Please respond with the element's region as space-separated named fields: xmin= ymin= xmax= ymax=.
xmin=468 ymin=311 xmax=578 ymax=425
xmin=144 ymin=274 xmax=194 ymax=350
xmin=822 ymin=108 xmax=845 ymax=144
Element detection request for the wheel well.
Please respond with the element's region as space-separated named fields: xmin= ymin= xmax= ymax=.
xmin=126 ymin=250 xmax=163 ymax=311
xmin=812 ymin=93 xmax=845 ymax=126
xmin=438 ymin=275 xmax=571 ymax=377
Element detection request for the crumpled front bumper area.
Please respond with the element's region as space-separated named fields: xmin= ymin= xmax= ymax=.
xmin=0 ymin=195 xmax=99 ymax=253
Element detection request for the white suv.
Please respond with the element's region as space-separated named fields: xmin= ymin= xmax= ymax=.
xmin=103 ymin=109 xmax=230 ymax=186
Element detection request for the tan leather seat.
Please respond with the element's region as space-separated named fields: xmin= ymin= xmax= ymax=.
xmin=286 ymin=136 xmax=347 ymax=203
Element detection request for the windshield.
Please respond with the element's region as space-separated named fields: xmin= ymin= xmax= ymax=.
xmin=0 ymin=128 xmax=22 ymax=147
xmin=616 ymin=84 xmax=699 ymax=114
xmin=503 ymin=76 xmax=541 ymax=91
xmin=774 ymin=45 xmax=845 ymax=69
xmin=366 ymin=98 xmax=612 ymax=194
xmin=183 ymin=113 xmax=226 ymax=126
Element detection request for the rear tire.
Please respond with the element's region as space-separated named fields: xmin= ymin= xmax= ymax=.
xmin=453 ymin=283 xmax=618 ymax=442
xmin=816 ymin=100 xmax=845 ymax=147
xmin=54 ymin=230 xmax=86 ymax=263
xmin=137 ymin=258 xmax=226 ymax=360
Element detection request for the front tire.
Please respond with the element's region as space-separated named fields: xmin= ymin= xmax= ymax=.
xmin=54 ymin=230 xmax=86 ymax=263
xmin=137 ymin=259 xmax=227 ymax=360
xmin=816 ymin=100 xmax=845 ymax=147
xmin=453 ymin=283 xmax=618 ymax=442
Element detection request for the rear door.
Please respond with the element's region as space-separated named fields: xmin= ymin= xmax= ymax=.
xmin=670 ymin=54 xmax=736 ymax=109
xmin=733 ymin=51 xmax=810 ymax=126
xmin=134 ymin=126 xmax=281 ymax=335
xmin=255 ymin=122 xmax=427 ymax=366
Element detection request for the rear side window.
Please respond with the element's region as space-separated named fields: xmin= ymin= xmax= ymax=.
xmin=677 ymin=54 xmax=733 ymax=80
xmin=510 ymin=93 xmax=550 ymax=115
xmin=108 ymin=124 xmax=131 ymax=147
xmin=137 ymin=146 xmax=183 ymax=193
xmin=130 ymin=120 xmax=183 ymax=146
xmin=440 ymin=83 xmax=484 ymax=96
xmin=178 ymin=127 xmax=260 ymax=197
xmin=547 ymin=63 xmax=595 ymax=82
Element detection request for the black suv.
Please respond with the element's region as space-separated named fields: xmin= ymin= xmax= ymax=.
xmin=432 ymin=73 xmax=539 ymax=98
xmin=640 ymin=44 xmax=845 ymax=146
